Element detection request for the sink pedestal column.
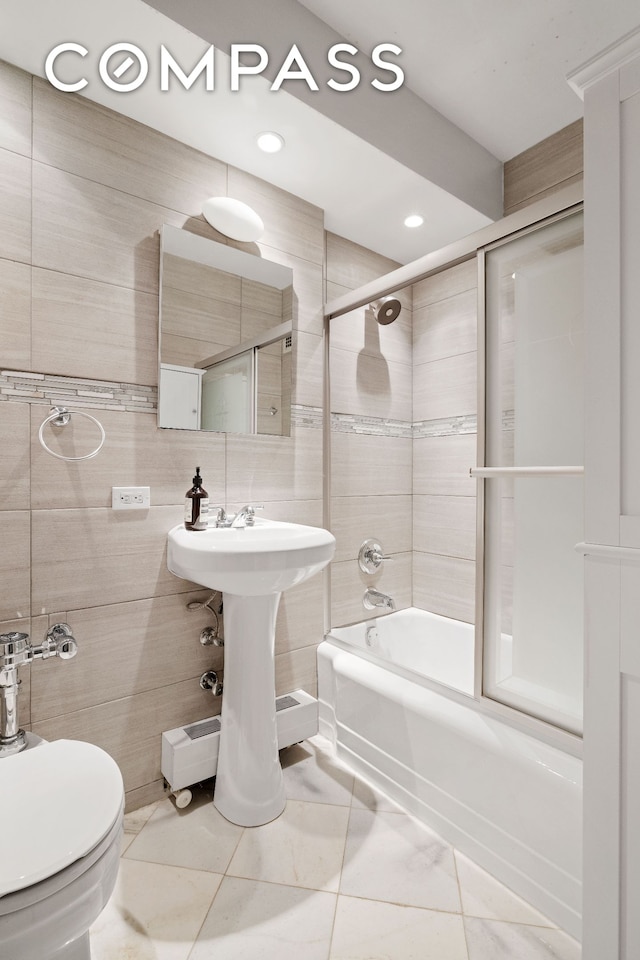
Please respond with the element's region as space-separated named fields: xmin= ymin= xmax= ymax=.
xmin=213 ymin=591 xmax=286 ymax=826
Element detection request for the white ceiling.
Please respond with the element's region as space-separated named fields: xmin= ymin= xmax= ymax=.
xmin=297 ymin=0 xmax=640 ymax=160
xmin=1 ymin=1 xmax=639 ymax=264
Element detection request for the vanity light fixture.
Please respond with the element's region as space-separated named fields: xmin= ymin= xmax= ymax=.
xmin=404 ymin=214 xmax=424 ymax=228
xmin=256 ymin=131 xmax=285 ymax=153
xmin=201 ymin=197 xmax=265 ymax=242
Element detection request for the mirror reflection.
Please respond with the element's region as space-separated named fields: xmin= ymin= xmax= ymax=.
xmin=158 ymin=224 xmax=293 ymax=435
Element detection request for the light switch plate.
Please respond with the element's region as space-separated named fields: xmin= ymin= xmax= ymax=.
xmin=112 ymin=486 xmax=151 ymax=510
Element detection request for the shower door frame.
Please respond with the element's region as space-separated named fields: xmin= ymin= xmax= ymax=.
xmin=323 ymin=182 xmax=584 ymax=756
xmin=474 ymin=206 xmax=585 ymax=738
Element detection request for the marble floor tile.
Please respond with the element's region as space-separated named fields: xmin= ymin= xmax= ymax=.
xmin=90 ymin=858 xmax=222 ymax=960
xmin=124 ymin=794 xmax=244 ymax=875
xmin=455 ymin=851 xmax=556 ymax=926
xmin=227 ymin=797 xmax=350 ymax=892
xmin=121 ymin=800 xmax=161 ymax=854
xmin=97 ymin=735 xmax=578 ymax=960
xmin=330 ymin=895 xmax=468 ymax=960
xmin=281 ymin=735 xmax=355 ymax=807
xmin=340 ymin=808 xmax=462 ymax=913
xmin=189 ymin=875 xmax=337 ymax=960
xmin=124 ymin=800 xmax=161 ymax=836
xmin=350 ymin=775 xmax=404 ymax=813
xmin=464 ymin=916 xmax=581 ymax=960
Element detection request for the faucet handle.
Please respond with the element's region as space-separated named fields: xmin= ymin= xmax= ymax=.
xmin=208 ymin=505 xmax=228 ymax=526
xmin=232 ymin=504 xmax=264 ymax=527
xmin=358 ymin=539 xmax=393 ymax=574
xmin=244 ymin=504 xmax=263 ymax=526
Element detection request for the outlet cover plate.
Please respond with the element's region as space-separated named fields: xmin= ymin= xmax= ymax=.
xmin=112 ymin=486 xmax=150 ymax=510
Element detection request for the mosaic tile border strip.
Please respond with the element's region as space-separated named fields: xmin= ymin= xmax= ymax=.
xmin=0 ymin=373 xmax=324 ymax=429
xmin=330 ymin=412 xmax=483 ymax=439
xmin=413 ymin=414 xmax=478 ymax=439
xmin=0 ymin=369 xmax=512 ymax=443
xmin=291 ymin=404 xmax=323 ymax=429
xmin=1 ymin=370 xmax=157 ymax=414
xmin=331 ymin=411 xmax=413 ymax=439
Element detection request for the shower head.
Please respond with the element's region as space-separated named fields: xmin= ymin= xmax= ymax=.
xmin=372 ymin=297 xmax=402 ymax=325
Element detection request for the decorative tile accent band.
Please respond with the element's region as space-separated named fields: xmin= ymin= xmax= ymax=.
xmin=413 ymin=414 xmax=478 ymax=439
xmin=0 ymin=369 xmax=511 ymax=442
xmin=329 ymin=411 xmax=486 ymax=439
xmin=1 ymin=370 xmax=157 ymax=414
xmin=0 ymin=373 xmax=326 ymax=430
xmin=412 ymin=410 xmax=514 ymax=438
xmin=331 ymin=411 xmax=413 ymax=439
xmin=291 ymin=404 xmax=323 ymax=430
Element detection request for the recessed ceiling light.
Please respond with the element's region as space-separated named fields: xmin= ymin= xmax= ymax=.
xmin=257 ymin=132 xmax=285 ymax=153
xmin=404 ymin=214 xmax=424 ymax=228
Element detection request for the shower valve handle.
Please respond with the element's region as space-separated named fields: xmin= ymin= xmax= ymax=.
xmin=372 ymin=549 xmax=392 ymax=563
xmin=358 ymin=539 xmax=393 ymax=574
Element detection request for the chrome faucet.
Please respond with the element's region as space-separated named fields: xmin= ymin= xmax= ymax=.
xmin=231 ymin=504 xmax=264 ymax=528
xmin=208 ymin=504 xmax=264 ymax=528
xmin=0 ymin=624 xmax=78 ymax=757
xmin=363 ymin=588 xmax=395 ymax=611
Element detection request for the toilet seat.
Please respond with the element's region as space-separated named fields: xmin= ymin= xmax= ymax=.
xmin=0 ymin=739 xmax=124 ymax=898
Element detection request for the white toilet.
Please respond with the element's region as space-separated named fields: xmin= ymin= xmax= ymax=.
xmin=0 ymin=736 xmax=124 ymax=960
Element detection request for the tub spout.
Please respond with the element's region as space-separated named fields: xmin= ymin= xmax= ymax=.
xmin=363 ymin=588 xmax=395 ymax=611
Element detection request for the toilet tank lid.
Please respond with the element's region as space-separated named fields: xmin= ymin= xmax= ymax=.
xmin=0 ymin=739 xmax=124 ymax=897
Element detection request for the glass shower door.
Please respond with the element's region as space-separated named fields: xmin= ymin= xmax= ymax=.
xmin=201 ymin=350 xmax=255 ymax=433
xmin=480 ymin=211 xmax=584 ymax=735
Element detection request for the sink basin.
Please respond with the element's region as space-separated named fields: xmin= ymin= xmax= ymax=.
xmin=167 ymin=518 xmax=335 ymax=595
xmin=166 ymin=516 xmax=335 ymax=828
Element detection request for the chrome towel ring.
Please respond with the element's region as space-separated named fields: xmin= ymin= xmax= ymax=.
xmin=38 ymin=406 xmax=106 ymax=461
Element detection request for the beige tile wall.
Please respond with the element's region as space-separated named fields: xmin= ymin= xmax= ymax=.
xmin=160 ymin=255 xmax=288 ymax=368
xmin=326 ymin=233 xmax=413 ymax=627
xmin=324 ymin=126 xmax=579 ymax=640
xmin=412 ymin=258 xmax=478 ymax=624
xmin=326 ymin=237 xmax=477 ymax=630
xmin=161 ymin=256 xmax=242 ymax=367
xmin=0 ymin=61 xmax=325 ymax=809
xmin=503 ymin=119 xmax=583 ymax=217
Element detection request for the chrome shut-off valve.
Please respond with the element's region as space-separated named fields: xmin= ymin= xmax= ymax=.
xmin=0 ymin=623 xmax=78 ymax=757
xmin=200 ymin=670 xmax=223 ymax=697
xmin=41 ymin=623 xmax=78 ymax=660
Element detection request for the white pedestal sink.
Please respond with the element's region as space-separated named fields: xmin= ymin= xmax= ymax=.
xmin=167 ymin=518 xmax=335 ymax=826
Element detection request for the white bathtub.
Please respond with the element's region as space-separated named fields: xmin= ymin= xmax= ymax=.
xmin=317 ymin=607 xmax=582 ymax=939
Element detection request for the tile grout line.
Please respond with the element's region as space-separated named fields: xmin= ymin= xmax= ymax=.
xmin=452 ymin=846 xmax=472 ymax=960
xmin=183 ymin=847 xmax=237 ymax=960
xmin=116 ymin=745 xmax=568 ymax=957
xmin=325 ymin=771 xmax=359 ymax=958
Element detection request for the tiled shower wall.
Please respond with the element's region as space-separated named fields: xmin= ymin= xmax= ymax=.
xmin=326 ymin=233 xmax=413 ymax=627
xmin=412 ymin=260 xmax=478 ymax=624
xmin=325 ymin=233 xmax=477 ymax=629
xmin=327 ymin=127 xmax=582 ymax=631
xmin=0 ymin=60 xmax=326 ymax=809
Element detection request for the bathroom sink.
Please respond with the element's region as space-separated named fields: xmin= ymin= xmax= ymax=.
xmin=167 ymin=518 xmax=335 ymax=595
xmin=166 ymin=516 xmax=335 ymax=828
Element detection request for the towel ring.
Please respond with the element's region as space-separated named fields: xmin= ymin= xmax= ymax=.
xmin=38 ymin=406 xmax=106 ymax=462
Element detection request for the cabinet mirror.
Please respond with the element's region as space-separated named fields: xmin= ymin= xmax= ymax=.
xmin=158 ymin=224 xmax=294 ymax=435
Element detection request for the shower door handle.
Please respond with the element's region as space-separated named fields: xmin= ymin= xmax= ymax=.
xmin=469 ymin=466 xmax=584 ymax=478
